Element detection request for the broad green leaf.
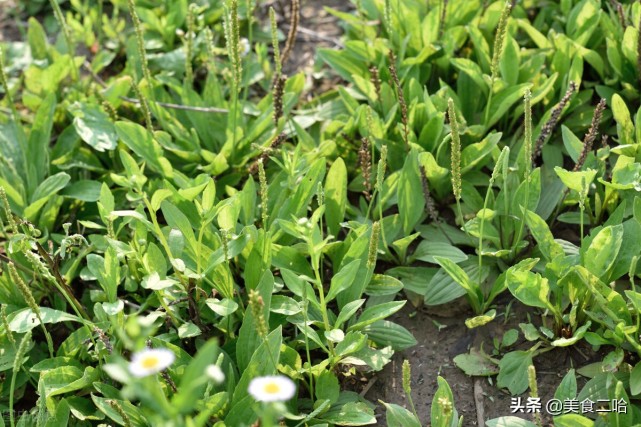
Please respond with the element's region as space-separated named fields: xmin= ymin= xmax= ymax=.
xmin=486 ymin=417 xmax=537 ymax=427
xmin=554 ymin=414 xmax=594 ymax=427
xmin=27 ymin=92 xmax=56 ymax=192
xmin=611 ymin=94 xmax=634 ymax=146
xmin=316 ymin=371 xmax=340 ymax=404
xmin=497 ymin=350 xmax=533 ymax=394
xmin=411 ymin=241 xmax=467 ymax=264
xmin=231 ymin=327 xmax=283 ymax=407
xmin=362 ymin=320 xmax=416 ymax=351
xmin=325 ymin=157 xmax=347 ymax=237
xmin=8 ymin=308 xmax=84 ymax=333
xmin=431 ymin=376 xmax=458 ymax=427
xmin=320 ymin=401 xmax=377 ymax=426
xmin=525 ymin=210 xmax=565 ymax=260
xmin=453 ymin=352 xmax=499 ymax=376
xmin=327 ymin=260 xmax=361 ymax=302
xmin=554 ymin=167 xmax=597 ymax=198
xmin=583 ymin=225 xmax=623 ymax=280
xmin=506 ymin=267 xmax=554 ymax=313
xmin=69 ymin=103 xmax=118 ymax=152
xmin=236 ymin=271 xmax=274 ymax=371
xmin=115 ymin=121 xmax=172 ymax=176
xmin=398 ymin=150 xmax=425 ymax=234
xmin=349 ymin=301 xmax=405 ymax=331
xmin=383 ymin=402 xmax=422 ymax=427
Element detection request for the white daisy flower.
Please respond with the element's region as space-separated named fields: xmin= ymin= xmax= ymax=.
xmin=128 ymin=348 xmax=175 ymax=378
xmin=248 ymin=375 xmax=296 ymax=402
xmin=206 ymin=364 xmax=225 ymax=384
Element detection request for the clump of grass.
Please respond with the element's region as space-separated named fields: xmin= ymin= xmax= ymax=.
xmin=533 ymin=81 xmax=577 ymax=163
xmin=280 ymin=0 xmax=300 ymax=67
xmin=388 ymin=51 xmax=409 ymax=150
xmin=359 ymin=138 xmax=372 ymax=201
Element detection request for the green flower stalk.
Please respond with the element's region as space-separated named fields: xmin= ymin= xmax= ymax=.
xmin=221 ymin=228 xmax=230 ymax=262
xmin=269 ymin=7 xmax=282 ymax=79
xmin=224 ymin=0 xmax=242 ymax=92
xmin=367 ymin=221 xmax=381 ymax=268
xmin=448 ymin=99 xmax=462 ymax=202
xmin=8 ymin=263 xmax=54 ymax=357
xmin=49 ymin=0 xmax=77 ymax=80
xmin=10 ymin=330 xmax=32 ymax=427
xmin=376 ymin=145 xmax=388 ymax=198
xmin=528 ymin=365 xmax=542 ymax=427
xmin=1 ymin=304 xmax=15 ymax=346
xmin=204 ymin=28 xmax=218 ymax=73
xmin=108 ymin=400 xmax=133 ymax=427
xmin=0 ymin=186 xmax=18 ymax=234
xmin=402 ymin=360 xmax=419 ymax=419
xmin=384 ymin=0 xmax=392 ymax=34
xmin=512 ymin=90 xmax=532 ymax=253
xmin=490 ymin=1 xmax=512 ymax=82
xmin=185 ymin=3 xmax=197 ymax=87
xmin=359 ymin=138 xmax=372 ymax=201
xmin=127 ymin=0 xmax=152 ymax=85
xmin=249 ymin=290 xmax=268 ymax=339
xmin=258 ymin=159 xmax=269 ymax=227
xmin=485 ymin=1 xmax=512 ymax=125
xmin=131 ymin=79 xmax=153 ymax=132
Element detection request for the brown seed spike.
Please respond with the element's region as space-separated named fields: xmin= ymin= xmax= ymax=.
xmin=388 ymin=51 xmax=410 ymax=151
xmin=533 ymin=81 xmax=577 ymax=165
xmin=574 ymin=98 xmax=607 ymax=172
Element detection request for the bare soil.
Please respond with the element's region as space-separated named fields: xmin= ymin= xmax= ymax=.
xmin=363 ymin=297 xmax=598 ymax=426
xmin=0 ymin=0 xmax=21 ymax=42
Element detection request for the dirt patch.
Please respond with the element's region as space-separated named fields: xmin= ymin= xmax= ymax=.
xmin=0 ymin=0 xmax=21 ymax=42
xmin=364 ymin=297 xmax=595 ymax=426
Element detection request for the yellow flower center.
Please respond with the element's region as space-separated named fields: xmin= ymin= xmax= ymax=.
xmin=141 ymin=356 xmax=159 ymax=369
xmin=264 ymin=383 xmax=281 ymax=394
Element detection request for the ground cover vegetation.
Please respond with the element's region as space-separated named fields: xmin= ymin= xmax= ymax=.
xmin=0 ymin=0 xmax=640 ymax=425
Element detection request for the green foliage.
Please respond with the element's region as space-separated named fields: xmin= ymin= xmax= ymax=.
xmin=1 ymin=0 xmax=641 ymax=425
